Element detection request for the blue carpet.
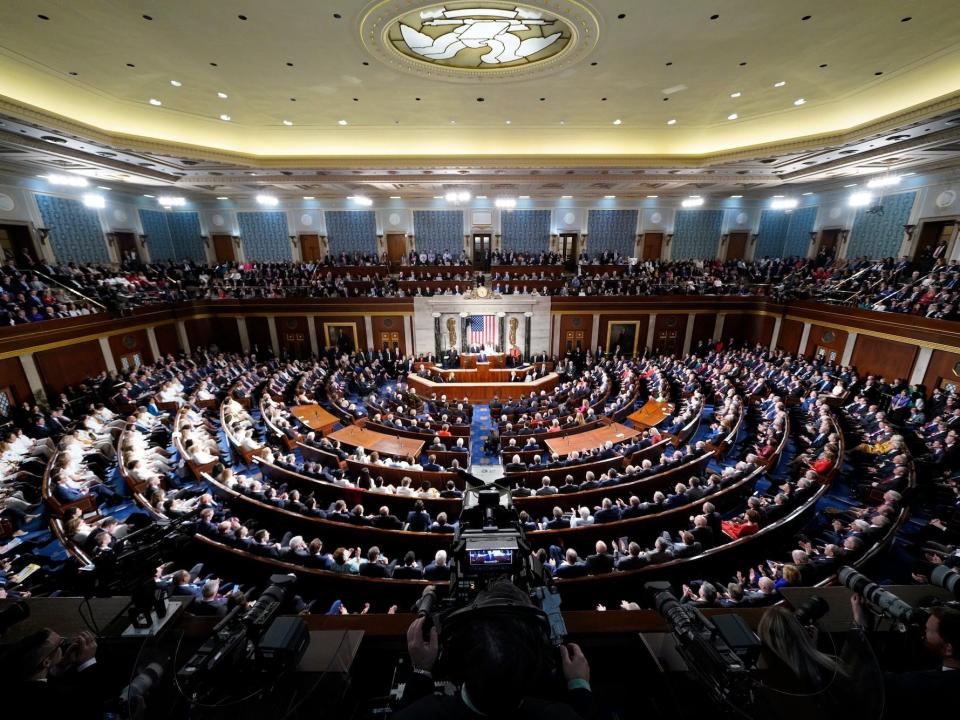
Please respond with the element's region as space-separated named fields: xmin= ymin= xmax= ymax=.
xmin=471 ymin=405 xmax=493 ymax=466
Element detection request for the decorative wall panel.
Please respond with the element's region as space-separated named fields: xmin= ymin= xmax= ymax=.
xmin=672 ymin=209 xmax=723 ymax=260
xmin=846 ymin=191 xmax=917 ymax=259
xmin=237 ymin=212 xmax=292 ymax=261
xmin=587 ymin=210 xmax=636 ymax=257
xmin=325 ymin=211 xmax=378 ymax=256
xmin=413 ymin=210 xmax=463 ymax=256
xmin=35 ymin=194 xmax=109 ymax=262
xmin=501 ymin=210 xmax=550 ymax=253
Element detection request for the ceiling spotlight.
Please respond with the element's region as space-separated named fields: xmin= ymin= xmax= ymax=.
xmin=170 ymin=80 xmax=182 ymax=87
xmin=646 ymin=195 xmax=658 ymax=198
xmin=143 ymin=194 xmax=155 ymax=198
xmin=157 ymin=196 xmax=186 ymax=207
xmin=770 ymin=198 xmax=798 ymax=210
xmin=774 ymin=81 xmax=786 ymax=87
xmin=338 ymin=119 xmax=348 ymax=125
xmin=604 ymin=195 xmax=616 ymax=199
xmin=495 ymin=197 xmax=517 ymax=209
xmin=256 ymin=194 xmax=279 ymax=207
xmin=282 ymin=120 xmax=293 ymax=126
xmin=505 ymin=120 xmax=511 ymax=125
xmin=220 ymin=114 xmax=231 ymax=121
xmin=681 ymin=197 xmax=705 ymax=207
xmin=46 ymin=173 xmax=89 ymax=187
xmin=730 ymin=194 xmax=743 ymax=198
xmin=667 ymin=118 xmax=677 ymax=125
xmin=445 ymin=190 xmax=471 ymax=202
xmin=727 ymin=113 xmax=738 ymax=120
xmin=793 ymin=98 xmax=806 ymax=106
xmin=730 ymin=92 xmax=741 ymax=98
xmin=561 ymin=195 xmax=573 ymax=199
xmin=849 ymin=191 xmax=873 ymax=207
xmin=351 ymin=195 xmax=373 ymax=206
xmin=302 ymin=196 xmax=315 ymax=200
xmin=216 ymin=196 xmax=229 ymax=200
xmin=389 ymin=196 xmax=401 ymax=199
xmin=148 ymin=98 xmax=162 ymax=106
xmin=97 ymin=186 xmax=111 ymax=191
xmin=81 ymin=193 xmax=106 ymax=209
xmin=866 ymin=175 xmax=901 ymax=188
xmin=518 ymin=195 xmax=530 ymax=199
xmin=217 ymin=92 xmax=228 ymax=99
xmin=613 ymin=118 xmax=622 ymax=125
xmin=802 ymin=191 xmax=813 ymax=196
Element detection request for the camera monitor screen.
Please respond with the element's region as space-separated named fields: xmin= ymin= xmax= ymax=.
xmin=468 ymin=549 xmax=514 ymax=567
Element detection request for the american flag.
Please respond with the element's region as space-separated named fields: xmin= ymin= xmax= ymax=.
xmin=468 ymin=315 xmax=497 ymax=349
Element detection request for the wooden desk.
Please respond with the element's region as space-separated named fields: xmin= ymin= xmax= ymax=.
xmin=408 ymin=372 xmax=559 ymax=403
xmin=460 ymin=352 xmax=504 ymax=369
xmin=329 ymin=425 xmax=424 ymax=460
xmin=412 ymin=363 xmax=552 ymax=384
xmin=291 ymin=404 xmax=339 ymax=436
xmin=628 ymin=400 xmax=674 ymax=429
xmin=543 ymin=422 xmax=640 ymax=457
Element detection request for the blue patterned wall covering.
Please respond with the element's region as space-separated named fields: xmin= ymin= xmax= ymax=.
xmin=501 ymin=210 xmax=550 ymax=253
xmin=166 ymin=212 xmax=205 ymax=261
xmin=138 ymin=209 xmax=174 ymax=260
xmin=781 ymin=206 xmax=817 ymax=258
xmin=755 ymin=207 xmax=818 ymax=258
xmin=413 ymin=210 xmax=463 ymax=255
xmin=754 ymin=211 xmax=790 ymax=258
xmin=587 ymin=210 xmax=637 ymax=257
xmin=325 ymin=211 xmax=377 ymax=256
xmin=672 ymin=209 xmax=723 ymax=260
xmin=237 ymin=211 xmax=292 ymax=261
xmin=35 ymin=194 xmax=109 ymax=263
xmin=846 ymin=191 xmax=917 ymax=259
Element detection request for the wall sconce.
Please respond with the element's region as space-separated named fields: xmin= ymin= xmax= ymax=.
xmin=36 ymin=227 xmax=50 ymax=244
xmin=138 ymin=234 xmax=148 ymax=248
xmin=750 ymin=233 xmax=759 ymax=245
xmin=289 ymin=234 xmax=298 ymax=247
xmin=903 ymin=224 xmax=917 ymax=243
xmin=720 ymin=234 xmax=729 ymax=245
xmin=839 ymin=230 xmax=850 ymax=245
xmin=809 ymin=231 xmax=818 ymax=245
xmin=200 ymin=234 xmax=210 ymax=248
xmin=232 ymin=235 xmax=241 ymax=247
xmin=664 ymin=233 xmax=672 ymax=247
xmin=105 ymin=232 xmax=117 ymax=248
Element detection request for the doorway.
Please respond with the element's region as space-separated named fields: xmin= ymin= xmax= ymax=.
xmin=472 ymin=233 xmax=491 ymax=270
xmin=0 ymin=223 xmax=40 ymax=265
xmin=558 ymin=233 xmax=579 ymax=270
xmin=114 ymin=231 xmax=140 ymax=264
xmin=212 ymin=234 xmax=236 ymax=262
xmin=641 ymin=232 xmax=663 ymax=261
xmin=726 ymin=232 xmax=748 ymax=261
xmin=386 ymin=233 xmax=407 ymax=271
xmin=300 ymin=234 xmax=322 ymax=262
xmin=913 ymin=219 xmax=956 ymax=267
xmin=818 ymin=228 xmax=842 ymax=258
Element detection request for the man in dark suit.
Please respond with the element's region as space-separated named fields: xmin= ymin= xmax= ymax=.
xmin=553 ymin=549 xmax=589 ymax=578
xmin=593 ymin=498 xmax=622 ymax=524
xmin=392 ymin=551 xmax=423 ymax=579
xmin=359 ymin=546 xmax=395 ymax=577
xmin=585 ymin=541 xmax=615 ymax=575
xmin=423 ymin=549 xmax=452 ymax=580
xmin=405 ymin=501 xmax=432 ymax=532
xmin=372 ymin=505 xmax=403 ymax=530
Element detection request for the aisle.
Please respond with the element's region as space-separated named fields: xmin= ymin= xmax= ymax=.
xmin=471 ymin=404 xmax=493 ymax=466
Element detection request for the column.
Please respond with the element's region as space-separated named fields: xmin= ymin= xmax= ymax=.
xmin=770 ymin=316 xmax=783 ymax=350
xmin=524 ymin=312 xmax=533 ymax=361
xmin=840 ymin=331 xmax=858 ymax=366
xmin=433 ymin=313 xmax=442 ymax=358
xmin=98 ymin=337 xmax=117 ymax=373
xmin=590 ymin=313 xmax=600 ymax=353
xmin=552 ymin=314 xmax=561 ymax=356
xmin=267 ymin=317 xmax=280 ymax=357
xmin=682 ymin=313 xmax=695 ymax=355
xmin=403 ymin=315 xmax=413 ymax=357
xmin=909 ymin=347 xmax=933 ymax=386
xmin=364 ymin=316 xmax=375 ymax=351
xmin=175 ymin=320 xmax=191 ymax=356
xmin=19 ymin=353 xmax=46 ymax=403
xmin=236 ymin=317 xmax=251 ymax=354
xmin=713 ymin=313 xmax=725 ymax=342
xmin=797 ymin=322 xmax=812 ymax=356
xmin=146 ymin=326 xmax=161 ymax=361
xmin=307 ymin=318 xmax=319 ymax=357
xmin=645 ymin=313 xmax=656 ymax=351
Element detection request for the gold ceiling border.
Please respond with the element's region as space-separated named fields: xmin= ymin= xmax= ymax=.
xmin=358 ymin=0 xmax=600 ymax=83
xmin=1 ymin=91 xmax=959 ymax=172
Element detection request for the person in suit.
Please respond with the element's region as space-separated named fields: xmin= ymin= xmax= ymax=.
xmin=405 ymin=500 xmax=432 ymax=532
xmin=359 ymin=546 xmax=395 ymax=578
xmin=553 ymin=548 xmax=589 ymax=578
xmin=372 ymin=505 xmax=404 ymax=530
xmin=615 ymin=542 xmax=648 ymax=570
xmin=392 ymin=551 xmax=423 ymax=579
xmin=585 ymin=541 xmax=615 ymax=575
xmin=423 ymin=549 xmax=452 ymax=580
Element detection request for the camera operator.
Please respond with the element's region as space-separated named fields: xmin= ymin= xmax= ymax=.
xmin=851 ymin=594 xmax=959 ymax=715
xmin=0 ymin=628 xmax=108 ymax=718
xmin=396 ymin=578 xmax=595 ymax=719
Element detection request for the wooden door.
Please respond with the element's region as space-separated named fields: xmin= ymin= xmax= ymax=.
xmin=473 ymin=234 xmax=491 ymax=269
xmin=0 ymin=224 xmax=39 ymax=265
xmin=818 ymin=228 xmax=842 ymax=255
xmin=564 ymin=330 xmax=585 ymax=353
xmin=559 ymin=233 xmax=579 ymax=270
xmin=726 ymin=232 xmax=748 ymax=260
xmin=300 ymin=234 xmax=322 ymax=262
xmin=115 ymin=232 xmax=140 ymax=263
xmin=212 ymin=234 xmax=236 ymax=262
xmin=386 ymin=233 xmax=407 ymax=270
xmin=642 ymin=232 xmax=663 ymax=261
xmin=117 ymin=352 xmax=143 ymax=373
xmin=913 ymin=220 xmax=955 ymax=264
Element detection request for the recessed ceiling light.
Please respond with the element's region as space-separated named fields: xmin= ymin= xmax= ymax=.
xmin=710 ymin=14 xmax=719 ymax=20
xmin=126 ymin=63 xmax=136 ymax=68
xmin=844 ymin=183 xmax=857 ymax=187
xmin=219 ymin=114 xmax=231 ymax=121
xmin=559 ymin=120 xmax=565 ymax=125
xmin=801 ymin=15 xmax=812 ymax=21
xmin=730 ymin=195 xmax=743 ymax=198
xmin=774 ymin=81 xmax=786 ymax=87
xmin=216 ymin=196 xmax=229 ymax=200
xmin=142 ymin=14 xmax=152 ymax=20
xmin=476 ymin=195 xmax=487 ymax=199
xmin=450 ymin=120 xmax=456 ymax=124
xmin=646 ymin=195 xmax=658 ymax=198
xmin=901 ymin=16 xmax=912 ymax=22
xmin=217 ymin=91 xmax=228 ymax=98
xmin=793 ymin=98 xmax=806 ymax=106
xmin=302 ymin=196 xmax=315 ymax=200
xmin=256 ymin=194 xmax=279 ymax=207
xmin=727 ymin=113 xmax=738 ymax=120
xmin=772 ymin=194 xmax=784 ymax=198
xmin=389 ymin=196 xmax=401 ymax=199
xmin=613 ymin=119 xmax=622 ymax=125
xmin=148 ymin=98 xmax=162 ymax=106
xmin=505 ymin=120 xmax=511 ymax=124
xmin=170 ymin=80 xmax=182 ymax=87
xmin=730 ymin=92 xmax=741 ymax=98
xmin=476 ymin=97 xmax=484 ymax=102
xmin=433 ymin=195 xmax=443 ymax=199
xmin=143 ymin=194 xmax=155 ymax=198
xmin=282 ymin=120 xmax=293 ymax=126
xmin=37 ymin=14 xmax=50 ymax=20
xmin=238 ymin=14 xmax=247 ymax=20
xmin=338 ymin=119 xmax=348 ymax=125
xmin=802 ymin=192 xmax=813 ymax=195
xmin=667 ymin=118 xmax=677 ymax=125
xmin=874 ymin=71 xmax=883 ymax=76
xmin=604 ymin=195 xmax=616 ymax=199
xmin=819 ymin=64 xmax=828 ymax=68
xmin=97 ymin=186 xmax=111 ymax=190
xmin=682 ymin=197 xmax=704 ymax=208
xmin=518 ymin=195 xmax=529 ymax=199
